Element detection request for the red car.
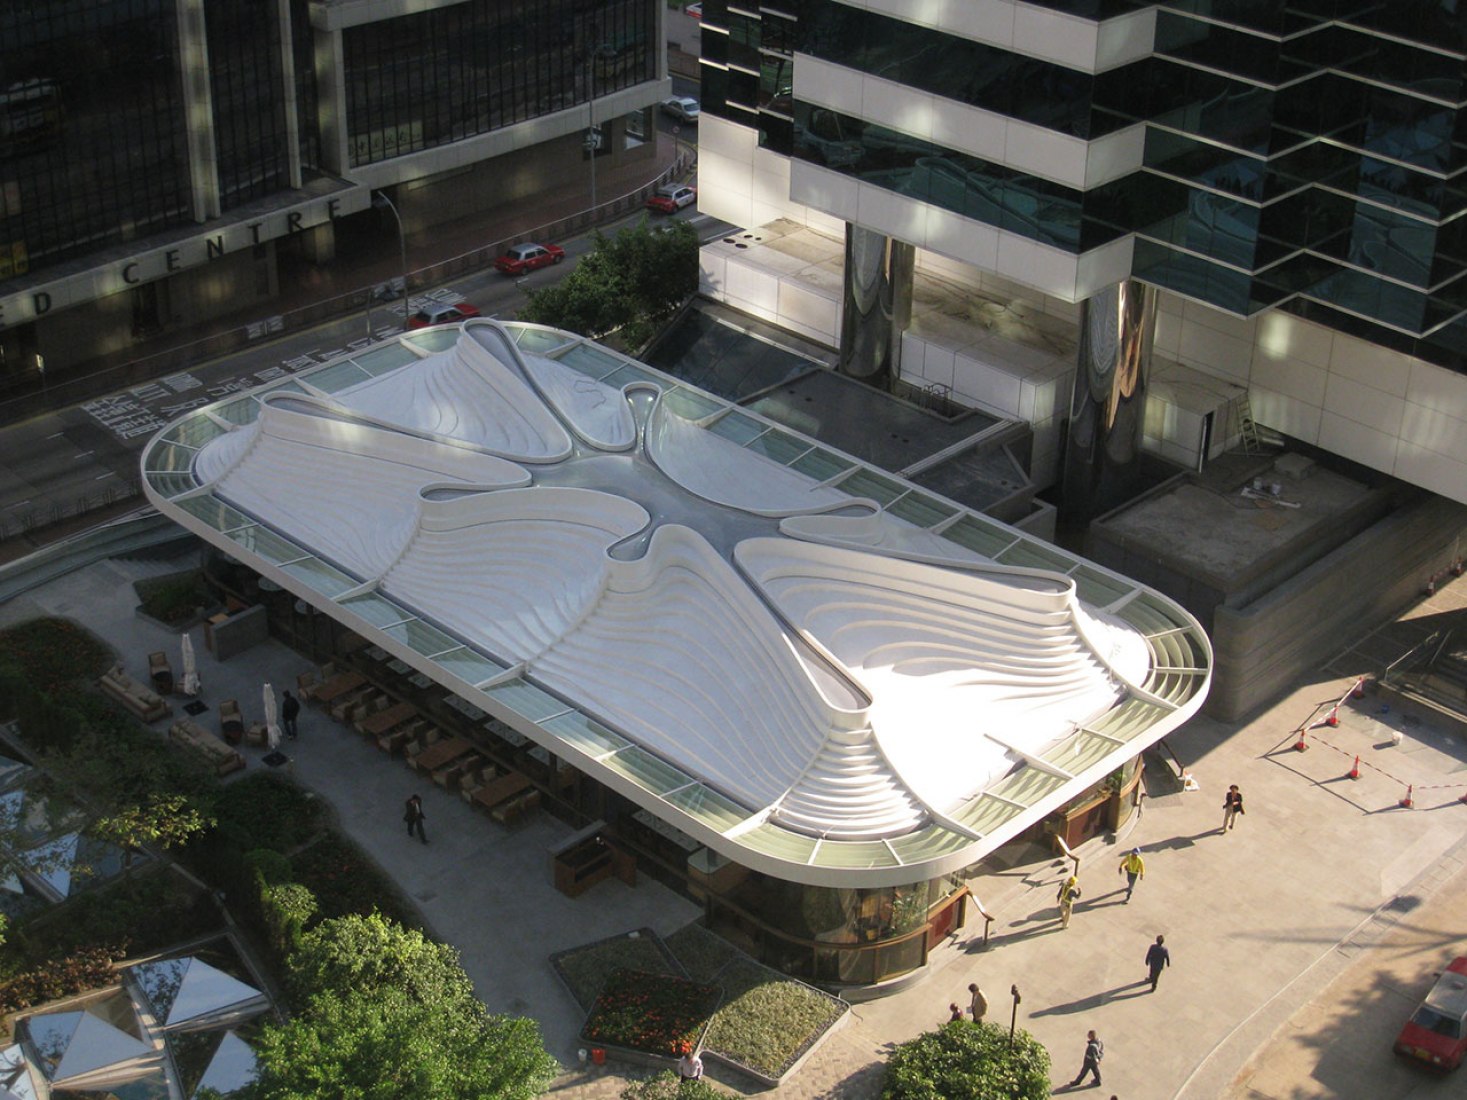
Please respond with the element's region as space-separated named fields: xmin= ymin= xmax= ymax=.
xmin=1395 ymin=956 xmax=1467 ymax=1070
xmin=405 ymin=302 xmax=481 ymax=329
xmin=494 ymin=242 xmax=565 ymax=276
xmin=646 ymin=184 xmax=696 ymax=214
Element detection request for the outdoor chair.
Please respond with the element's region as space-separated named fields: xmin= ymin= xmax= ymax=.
xmin=148 ymin=650 xmax=174 ymax=695
xmin=219 ymin=699 xmax=244 ymax=745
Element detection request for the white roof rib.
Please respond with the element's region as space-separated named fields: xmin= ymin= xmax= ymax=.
xmin=141 ymin=320 xmax=1213 ymax=886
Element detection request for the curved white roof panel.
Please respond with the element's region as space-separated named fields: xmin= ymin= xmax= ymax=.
xmin=142 ymin=320 xmax=1211 ymax=886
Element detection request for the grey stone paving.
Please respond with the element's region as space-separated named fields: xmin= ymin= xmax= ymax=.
xmin=5 ymin=552 xmax=1467 ymax=1099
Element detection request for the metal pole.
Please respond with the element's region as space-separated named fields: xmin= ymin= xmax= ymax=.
xmin=373 ymin=191 xmax=408 ymax=332
xmin=1009 ymin=984 xmax=1020 ymax=1045
xmin=588 ymin=60 xmax=597 ymax=214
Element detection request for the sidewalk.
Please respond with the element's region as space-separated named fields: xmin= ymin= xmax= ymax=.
xmin=4 ymin=549 xmax=1466 ymax=1098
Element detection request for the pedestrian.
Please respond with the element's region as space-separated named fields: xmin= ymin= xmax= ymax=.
xmin=281 ymin=689 xmax=301 ymax=740
xmin=1056 ymin=874 xmax=1081 ymax=928
xmin=676 ymin=1042 xmax=703 ymax=1083
xmin=1118 ymin=847 xmax=1145 ymax=901
xmin=968 ymin=981 xmax=988 ymax=1020
xmin=1145 ymin=934 xmax=1170 ymax=992
xmin=1222 ymin=784 xmax=1244 ymax=832
xmin=1069 ymin=1029 xmax=1103 ymax=1088
xmin=404 ymin=793 xmax=427 ymax=844
xmin=948 ymin=1002 xmax=964 ymax=1022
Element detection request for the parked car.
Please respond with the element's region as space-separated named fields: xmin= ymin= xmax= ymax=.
xmin=494 ymin=242 xmax=565 ymax=276
xmin=685 ymin=3 xmax=702 ymax=17
xmin=1395 ymin=957 xmax=1467 ymax=1070
xmin=405 ymin=302 xmax=481 ymax=330
xmin=660 ymin=96 xmax=700 ymax=124
xmin=646 ymin=184 xmax=697 ymax=214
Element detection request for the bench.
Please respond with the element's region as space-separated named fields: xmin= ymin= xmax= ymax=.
xmin=169 ymin=718 xmax=245 ymax=776
xmin=99 ymin=665 xmax=172 ymax=723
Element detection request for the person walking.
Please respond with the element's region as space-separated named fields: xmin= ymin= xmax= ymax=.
xmin=968 ymin=982 xmax=988 ymax=1020
xmin=1222 ymin=784 xmax=1245 ymax=832
xmin=281 ymin=689 xmax=301 ymax=740
xmin=404 ymin=793 xmax=428 ymax=844
xmin=1145 ymin=934 xmax=1171 ymax=991
xmin=1069 ymin=1029 xmax=1103 ymax=1088
xmin=1118 ymin=848 xmax=1145 ymax=901
xmin=1056 ymin=874 xmax=1082 ymax=928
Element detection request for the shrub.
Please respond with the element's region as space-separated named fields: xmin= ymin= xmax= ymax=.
xmin=620 ymin=1071 xmax=729 ymax=1100
xmin=289 ymin=833 xmax=416 ymax=928
xmin=211 ymin=773 xmax=324 ymax=854
xmin=284 ymin=913 xmax=474 ymax=1016
xmin=134 ymin=571 xmax=213 ymax=624
xmin=701 ymin=959 xmax=845 ymax=1079
xmin=553 ymin=930 xmax=681 ymax=1011
xmin=581 ymin=968 xmax=720 ymax=1057
xmin=0 ymin=945 xmax=118 ymax=1015
xmin=244 ymin=848 xmax=294 ymax=886
xmin=881 ymin=1020 xmax=1052 ymax=1100
xmin=0 ymin=618 xmax=112 ymax=695
xmin=260 ymin=883 xmax=317 ymax=962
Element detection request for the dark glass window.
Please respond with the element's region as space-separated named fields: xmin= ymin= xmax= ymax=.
xmin=342 ymin=0 xmax=656 ymax=167
xmin=207 ymin=1 xmax=291 ymax=210
xmin=291 ymin=0 xmax=322 ymax=174
xmin=0 ymin=0 xmax=190 ymax=279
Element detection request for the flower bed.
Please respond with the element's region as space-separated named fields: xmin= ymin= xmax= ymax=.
xmin=581 ymin=967 xmax=720 ymax=1057
xmin=701 ymin=958 xmax=847 ymax=1082
xmin=551 ymin=929 xmax=682 ymax=1011
xmin=664 ymin=923 xmax=738 ymax=983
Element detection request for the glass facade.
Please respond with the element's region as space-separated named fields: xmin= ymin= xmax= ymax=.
xmin=701 ymin=0 xmax=1467 ymax=372
xmin=342 ymin=0 xmax=657 ymax=168
xmin=0 ymin=0 xmax=190 ymax=279
xmin=207 ymin=1 xmax=292 ymax=210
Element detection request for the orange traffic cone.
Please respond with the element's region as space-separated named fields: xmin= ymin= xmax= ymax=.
xmin=1348 ymin=756 xmax=1360 ymax=780
xmin=1399 ymin=785 xmax=1414 ymax=809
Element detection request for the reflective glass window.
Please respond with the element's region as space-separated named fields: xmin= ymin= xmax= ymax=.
xmin=207 ymin=1 xmax=291 ymax=210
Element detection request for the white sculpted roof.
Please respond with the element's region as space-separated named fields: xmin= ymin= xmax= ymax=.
xmin=142 ymin=320 xmax=1211 ymax=885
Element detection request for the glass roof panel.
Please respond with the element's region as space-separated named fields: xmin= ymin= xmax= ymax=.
xmin=163 ymin=416 xmax=228 ymax=449
xmin=886 ymin=491 xmax=958 ymax=527
xmin=788 ymin=448 xmax=854 ymax=482
xmin=949 ymin=794 xmax=1024 ymax=836
xmin=146 ymin=471 xmax=199 ymax=499
xmin=704 ymin=411 xmax=768 ymax=446
xmin=144 ymin=443 xmax=194 ymax=474
xmin=225 ymin=526 xmax=307 ymax=565
xmin=338 ymin=593 xmax=413 ymax=628
xmin=812 ymin=839 xmax=900 ymax=869
xmin=0 ymin=750 xmax=33 ymax=791
xmin=281 ymin=559 xmax=357 ymax=598
xmin=985 ymin=767 xmax=1067 ymax=806
xmin=838 ymin=469 xmax=906 ymax=506
xmin=351 ymin=343 xmax=418 ymax=377
xmin=211 ymin=397 xmax=261 ymax=426
xmin=663 ymin=388 xmax=723 ymax=420
xmin=1044 ymin=730 xmax=1125 ymax=773
xmin=886 ymin=825 xmax=974 ymax=864
xmin=192 ymin=1030 xmax=258 ymax=1097
xmin=1072 ymin=565 xmax=1134 ymax=607
xmin=302 ymin=361 xmax=371 ymax=393
xmin=434 ymin=647 xmax=504 ymax=686
xmin=601 ymin=747 xmax=690 ymax=795
xmin=483 ymin=678 xmax=569 ymax=722
xmin=996 ymin=539 xmax=1076 ymax=573
xmin=737 ymin=824 xmax=819 ymax=862
xmin=513 ymin=326 xmax=575 ymax=355
xmin=600 ymin=363 xmax=663 ymax=388
xmin=132 ymin=957 xmax=188 ymax=1021
xmin=381 ymin=618 xmax=458 ymax=656
xmin=175 ymin=495 xmax=252 ymax=532
xmin=541 ymin=711 xmax=630 ymax=757
xmin=557 ymin=342 xmax=625 ymax=378
xmin=939 ymin=516 xmax=1015 ymax=558
xmin=744 ymin=429 xmax=808 ymax=465
xmin=664 ymin=785 xmax=750 ymax=832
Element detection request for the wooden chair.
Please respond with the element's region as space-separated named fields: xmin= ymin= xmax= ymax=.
xmin=219 ymin=699 xmax=244 ymax=745
xmin=295 ymin=669 xmax=320 ymax=701
xmin=402 ymin=729 xmax=443 ymax=770
xmin=148 ymin=651 xmax=174 ymax=695
xmin=434 ymin=752 xmax=489 ymax=792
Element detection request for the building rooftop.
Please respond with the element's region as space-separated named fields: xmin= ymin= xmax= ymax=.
xmin=141 ymin=320 xmax=1211 ymax=886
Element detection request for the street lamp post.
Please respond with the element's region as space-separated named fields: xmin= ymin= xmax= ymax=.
xmin=587 ymin=58 xmax=599 ymax=214
xmin=372 ymin=191 xmax=408 ymax=332
xmin=1008 ymin=984 xmax=1021 ymax=1046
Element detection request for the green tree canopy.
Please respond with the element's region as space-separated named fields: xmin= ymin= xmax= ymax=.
xmin=881 ymin=1020 xmax=1051 ymax=1100
xmin=247 ymin=912 xmax=558 ymax=1100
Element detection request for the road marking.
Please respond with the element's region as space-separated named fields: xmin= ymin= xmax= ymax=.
xmin=72 ymin=450 xmax=94 ymax=459
xmin=47 ymin=431 xmax=65 ymax=439
xmin=94 ymin=471 xmax=117 ymax=480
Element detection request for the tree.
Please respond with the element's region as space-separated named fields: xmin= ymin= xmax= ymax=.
xmin=881 ymin=1020 xmax=1051 ymax=1100
xmin=93 ymin=792 xmax=215 ymax=864
xmin=245 ymin=913 xmax=558 ymax=1100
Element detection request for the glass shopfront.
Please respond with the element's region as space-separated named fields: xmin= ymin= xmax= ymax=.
xmin=342 ymin=0 xmax=657 ymax=167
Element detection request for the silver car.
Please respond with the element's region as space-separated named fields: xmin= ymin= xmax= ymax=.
xmin=660 ymin=96 xmax=700 ymax=124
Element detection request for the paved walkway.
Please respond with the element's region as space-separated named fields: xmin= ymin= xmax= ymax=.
xmin=3 ymin=556 xmax=1466 ymax=1099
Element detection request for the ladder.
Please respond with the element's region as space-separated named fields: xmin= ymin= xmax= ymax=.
xmin=1232 ymin=391 xmax=1261 ymax=455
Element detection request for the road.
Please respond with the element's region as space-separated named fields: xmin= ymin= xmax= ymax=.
xmin=0 ymin=196 xmax=732 ymax=551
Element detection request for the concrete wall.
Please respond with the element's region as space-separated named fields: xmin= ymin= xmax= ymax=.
xmin=1207 ymin=495 xmax=1467 ymax=721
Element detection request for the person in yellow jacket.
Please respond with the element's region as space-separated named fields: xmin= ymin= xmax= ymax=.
xmin=1056 ymin=875 xmax=1081 ymax=928
xmin=1118 ymin=848 xmax=1145 ymax=901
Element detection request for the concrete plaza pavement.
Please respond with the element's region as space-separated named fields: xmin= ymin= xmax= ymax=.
xmin=2 ymin=548 xmax=1466 ymax=1099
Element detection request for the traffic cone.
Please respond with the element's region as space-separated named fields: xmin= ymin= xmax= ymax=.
xmin=1399 ymin=785 xmax=1414 ymax=809
xmin=1324 ymin=707 xmax=1340 ymax=728
xmin=1348 ymin=755 xmax=1360 ymax=780
xmin=1294 ymin=728 xmax=1308 ymax=752
xmin=1351 ymin=678 xmax=1366 ymax=699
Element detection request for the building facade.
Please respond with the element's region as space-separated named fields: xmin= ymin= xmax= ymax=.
xmin=693 ymin=0 xmax=1467 ymax=508
xmin=0 ymin=0 xmax=665 ymax=400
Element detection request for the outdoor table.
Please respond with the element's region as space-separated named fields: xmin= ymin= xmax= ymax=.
xmin=359 ymin=701 xmax=416 ymax=737
xmin=411 ymin=736 xmax=474 ymax=773
xmin=313 ymin=670 xmax=367 ymax=706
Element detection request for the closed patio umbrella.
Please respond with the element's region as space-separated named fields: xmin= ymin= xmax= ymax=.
xmin=180 ymin=633 xmax=200 ymax=696
xmin=263 ymin=683 xmax=282 ymax=750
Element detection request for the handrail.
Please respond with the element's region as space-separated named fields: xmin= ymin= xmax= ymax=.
xmin=1381 ymin=629 xmax=1443 ymax=686
xmin=0 ymin=508 xmax=185 ymax=604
